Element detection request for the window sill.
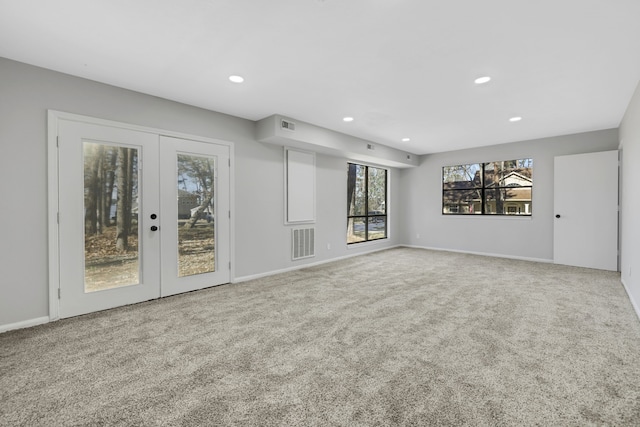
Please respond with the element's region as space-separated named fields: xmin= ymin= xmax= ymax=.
xmin=442 ymin=214 xmax=533 ymax=220
xmin=346 ymin=238 xmax=389 ymax=249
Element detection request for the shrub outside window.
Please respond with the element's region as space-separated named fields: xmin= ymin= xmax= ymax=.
xmin=442 ymin=159 xmax=533 ymax=215
xmin=347 ymin=163 xmax=387 ymax=243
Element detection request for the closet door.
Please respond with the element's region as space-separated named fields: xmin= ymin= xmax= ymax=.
xmin=553 ymin=150 xmax=618 ymax=271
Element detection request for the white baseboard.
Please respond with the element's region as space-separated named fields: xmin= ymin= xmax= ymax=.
xmin=401 ymin=244 xmax=553 ymax=264
xmin=0 ymin=316 xmax=49 ymax=334
xmin=621 ymin=278 xmax=640 ymax=322
xmin=234 ymin=245 xmax=402 ymax=283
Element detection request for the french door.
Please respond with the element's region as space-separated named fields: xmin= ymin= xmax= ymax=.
xmin=56 ymin=118 xmax=230 ymax=318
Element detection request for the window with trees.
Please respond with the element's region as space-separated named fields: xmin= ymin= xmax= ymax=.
xmin=442 ymin=158 xmax=533 ymax=215
xmin=347 ymin=163 xmax=387 ymax=244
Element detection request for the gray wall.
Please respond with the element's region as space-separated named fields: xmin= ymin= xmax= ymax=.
xmin=398 ymin=130 xmax=619 ymax=261
xmin=619 ymin=81 xmax=640 ymax=315
xmin=0 ymin=58 xmax=401 ymax=327
xmin=0 ymin=55 xmax=634 ymax=329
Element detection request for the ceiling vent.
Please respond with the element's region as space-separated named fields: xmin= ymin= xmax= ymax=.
xmin=281 ymin=119 xmax=296 ymax=131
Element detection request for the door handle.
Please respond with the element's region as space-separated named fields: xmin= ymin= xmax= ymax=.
xmin=555 ymin=214 xmax=561 ymax=219
xmin=150 ymin=226 xmax=158 ymax=231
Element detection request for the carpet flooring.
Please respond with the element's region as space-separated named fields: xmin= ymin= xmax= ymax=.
xmin=1 ymin=247 xmax=640 ymax=426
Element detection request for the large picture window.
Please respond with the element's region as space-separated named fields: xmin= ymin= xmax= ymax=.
xmin=442 ymin=159 xmax=533 ymax=215
xmin=347 ymin=163 xmax=387 ymax=243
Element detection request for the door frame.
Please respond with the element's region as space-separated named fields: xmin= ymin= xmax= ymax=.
xmin=47 ymin=110 xmax=235 ymax=320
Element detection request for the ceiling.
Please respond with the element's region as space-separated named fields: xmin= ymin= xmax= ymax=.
xmin=1 ymin=0 xmax=640 ymax=155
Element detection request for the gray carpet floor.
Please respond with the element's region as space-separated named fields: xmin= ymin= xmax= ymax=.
xmin=1 ymin=247 xmax=640 ymax=426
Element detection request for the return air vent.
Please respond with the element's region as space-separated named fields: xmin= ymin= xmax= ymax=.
xmin=292 ymin=227 xmax=315 ymax=260
xmin=281 ymin=119 xmax=296 ymax=131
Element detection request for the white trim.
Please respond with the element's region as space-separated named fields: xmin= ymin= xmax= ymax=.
xmin=47 ymin=111 xmax=61 ymax=321
xmin=442 ymin=214 xmax=533 ymax=221
xmin=48 ymin=110 xmax=236 ymax=147
xmin=401 ymin=244 xmax=553 ymax=264
xmin=0 ymin=317 xmax=50 ymax=334
xmin=47 ymin=110 xmax=236 ymax=319
xmin=347 ymin=239 xmax=390 ymax=250
xmin=229 ymin=143 xmax=236 ymax=283
xmin=621 ymin=278 xmax=640 ymax=322
xmin=233 ymin=245 xmax=401 ymax=283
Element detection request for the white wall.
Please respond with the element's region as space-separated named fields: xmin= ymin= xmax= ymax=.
xmin=398 ymin=130 xmax=619 ymax=262
xmin=0 ymin=58 xmax=401 ymax=327
xmin=619 ymin=81 xmax=640 ymax=316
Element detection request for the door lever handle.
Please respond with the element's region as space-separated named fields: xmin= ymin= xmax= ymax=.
xmin=150 ymin=226 xmax=158 ymax=231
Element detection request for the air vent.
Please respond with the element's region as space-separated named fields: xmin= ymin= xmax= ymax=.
xmin=281 ymin=119 xmax=296 ymax=131
xmin=292 ymin=227 xmax=315 ymax=260
xmin=367 ymin=143 xmax=375 ymax=150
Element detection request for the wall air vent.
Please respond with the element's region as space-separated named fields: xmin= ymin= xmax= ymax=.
xmin=292 ymin=227 xmax=315 ymax=260
xmin=281 ymin=119 xmax=296 ymax=131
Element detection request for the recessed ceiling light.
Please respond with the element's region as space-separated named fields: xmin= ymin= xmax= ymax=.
xmin=402 ymin=138 xmax=411 ymax=142
xmin=228 ymin=75 xmax=244 ymax=83
xmin=509 ymin=116 xmax=522 ymax=122
xmin=343 ymin=117 xmax=354 ymax=122
xmin=474 ymin=76 xmax=491 ymax=85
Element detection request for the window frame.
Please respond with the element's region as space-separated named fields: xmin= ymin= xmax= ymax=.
xmin=442 ymin=159 xmax=533 ymax=216
xmin=347 ymin=162 xmax=388 ymax=244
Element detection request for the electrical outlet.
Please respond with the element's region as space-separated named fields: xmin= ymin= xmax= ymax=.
xmin=416 ymin=233 xmax=420 ymax=239
xmin=327 ymin=243 xmax=331 ymax=250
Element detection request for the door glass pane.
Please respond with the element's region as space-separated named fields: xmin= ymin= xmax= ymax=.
xmin=83 ymin=142 xmax=139 ymax=292
xmin=177 ymin=154 xmax=216 ymax=277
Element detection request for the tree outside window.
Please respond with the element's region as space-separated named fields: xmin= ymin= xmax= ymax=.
xmin=442 ymin=159 xmax=532 ymax=215
xmin=347 ymin=163 xmax=387 ymax=243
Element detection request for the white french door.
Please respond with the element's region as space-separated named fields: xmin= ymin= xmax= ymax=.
xmin=55 ymin=117 xmax=230 ymax=318
xmin=159 ymin=135 xmax=230 ymax=297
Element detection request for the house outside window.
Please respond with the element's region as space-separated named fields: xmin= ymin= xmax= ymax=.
xmin=347 ymin=163 xmax=387 ymax=243
xmin=442 ymin=159 xmax=532 ymax=215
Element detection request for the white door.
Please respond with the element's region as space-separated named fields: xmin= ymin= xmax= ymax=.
xmin=57 ymin=119 xmax=230 ymax=318
xmin=159 ymin=136 xmax=230 ymax=296
xmin=553 ymin=150 xmax=618 ymax=271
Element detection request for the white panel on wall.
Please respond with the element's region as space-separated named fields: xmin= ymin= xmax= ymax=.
xmin=285 ymin=148 xmax=316 ymax=223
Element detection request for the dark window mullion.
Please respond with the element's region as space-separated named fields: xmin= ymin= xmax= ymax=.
xmin=481 ymin=163 xmax=486 ymax=214
xmin=364 ymin=166 xmax=369 ymax=241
